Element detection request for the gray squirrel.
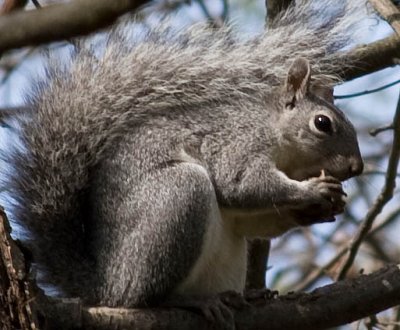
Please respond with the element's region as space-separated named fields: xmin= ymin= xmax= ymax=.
xmin=4 ymin=0 xmax=364 ymax=325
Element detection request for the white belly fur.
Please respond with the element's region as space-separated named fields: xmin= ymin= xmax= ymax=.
xmin=175 ymin=197 xmax=247 ymax=296
xmin=174 ymin=205 xmax=298 ymax=296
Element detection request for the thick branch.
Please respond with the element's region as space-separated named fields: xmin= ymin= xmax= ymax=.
xmin=0 ymin=0 xmax=151 ymax=54
xmin=337 ymin=34 xmax=400 ymax=81
xmin=44 ymin=265 xmax=400 ymax=330
xmin=246 ymin=239 xmax=270 ymax=290
xmin=335 ymin=0 xmax=400 ymax=81
xmin=237 ymin=265 xmax=400 ymax=330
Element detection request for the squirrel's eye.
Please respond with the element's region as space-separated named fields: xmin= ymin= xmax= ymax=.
xmin=314 ymin=115 xmax=332 ymax=133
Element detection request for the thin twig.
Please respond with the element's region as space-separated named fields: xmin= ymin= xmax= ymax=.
xmin=293 ymin=246 xmax=347 ymax=292
xmin=370 ymin=123 xmax=395 ymax=136
xmin=195 ymin=0 xmax=225 ymax=28
xmin=1 ymin=48 xmax=37 ymax=85
xmin=221 ymin=0 xmax=228 ymax=22
xmin=294 ymin=205 xmax=400 ymax=291
xmin=369 ymin=0 xmax=400 ymax=35
xmin=336 ymin=91 xmax=400 ymax=280
xmin=334 ymin=78 xmax=400 ymax=99
xmin=31 ymin=0 xmax=41 ymax=9
xmin=195 ymin=0 xmax=212 ymax=21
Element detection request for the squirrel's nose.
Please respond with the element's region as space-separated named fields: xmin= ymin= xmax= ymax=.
xmin=349 ymin=156 xmax=364 ymax=177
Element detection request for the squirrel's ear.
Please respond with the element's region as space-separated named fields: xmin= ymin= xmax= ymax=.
xmin=285 ymin=57 xmax=311 ymax=101
xmin=311 ymin=85 xmax=335 ymax=104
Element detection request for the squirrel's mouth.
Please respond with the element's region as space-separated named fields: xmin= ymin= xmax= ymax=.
xmin=277 ymin=156 xmax=356 ymax=183
xmin=291 ymin=168 xmax=350 ymax=183
xmin=295 ymin=215 xmax=336 ymax=227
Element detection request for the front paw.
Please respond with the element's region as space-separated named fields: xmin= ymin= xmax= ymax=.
xmin=162 ymin=292 xmax=240 ymax=330
xmin=294 ymin=172 xmax=347 ymax=225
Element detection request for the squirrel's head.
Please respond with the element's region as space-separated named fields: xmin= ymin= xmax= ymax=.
xmin=275 ymin=57 xmax=363 ymax=182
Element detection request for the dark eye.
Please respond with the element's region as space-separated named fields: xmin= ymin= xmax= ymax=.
xmin=314 ymin=115 xmax=332 ymax=133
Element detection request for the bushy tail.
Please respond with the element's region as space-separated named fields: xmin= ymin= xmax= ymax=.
xmin=4 ymin=0 xmax=368 ymax=296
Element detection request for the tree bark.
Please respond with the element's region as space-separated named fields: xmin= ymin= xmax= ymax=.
xmin=245 ymin=239 xmax=270 ymax=290
xmin=0 ymin=209 xmax=38 ymax=330
xmin=43 ymin=265 xmax=400 ymax=330
xmin=0 ymin=0 xmax=151 ymax=55
xmin=338 ymin=34 xmax=400 ymax=81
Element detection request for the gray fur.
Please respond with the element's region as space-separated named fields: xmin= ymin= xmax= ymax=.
xmin=5 ymin=0 xmax=365 ymax=307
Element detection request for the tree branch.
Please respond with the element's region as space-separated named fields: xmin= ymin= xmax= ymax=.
xmin=336 ymin=0 xmax=400 ymax=80
xmin=237 ymin=264 xmax=400 ymax=330
xmin=262 ymin=0 xmax=395 ymax=89
xmin=0 ymin=0 xmax=398 ymax=82
xmin=246 ymin=239 xmax=270 ymax=290
xmin=0 ymin=209 xmax=38 ymax=329
xmin=0 ymin=0 xmax=151 ymax=55
xmin=336 ymin=90 xmax=400 ymax=280
xmin=43 ymin=264 xmax=400 ymax=330
xmin=336 ymin=34 xmax=400 ymax=81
